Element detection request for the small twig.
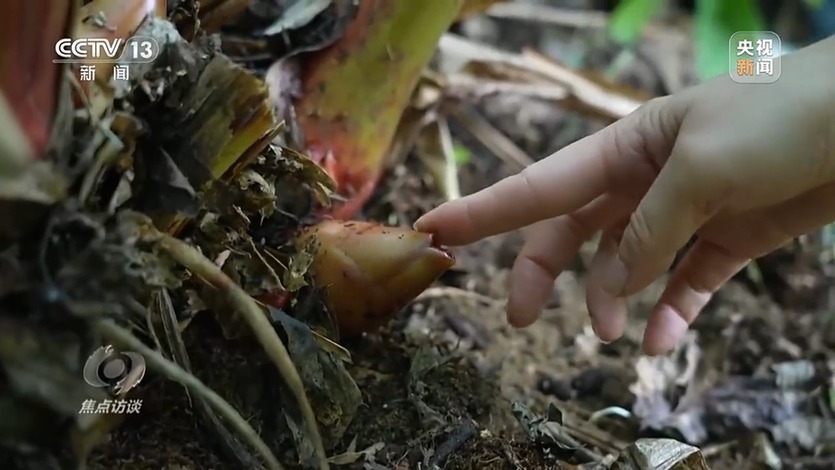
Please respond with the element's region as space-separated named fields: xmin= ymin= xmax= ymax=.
xmin=157 ymin=234 xmax=330 ymax=470
xmin=438 ymin=34 xmax=647 ymax=121
xmin=444 ymin=73 xmax=570 ymax=103
xmin=94 ymin=319 xmax=284 ymax=470
xmin=588 ymin=406 xmax=632 ymax=423
xmin=485 ymin=3 xmax=609 ymax=29
xmin=574 ymin=442 xmax=605 ymax=464
xmin=562 ymin=422 xmax=623 ymax=458
xmin=447 ymin=106 xmax=534 ymax=170
xmin=414 ymin=116 xmax=462 ymax=202
xmin=522 ymin=50 xmax=645 ymax=120
xmin=557 ymin=405 xmax=626 ymax=456
xmin=700 ymin=441 xmax=735 ymax=458
xmin=485 ymin=3 xmax=667 ymax=38
xmin=436 ymin=116 xmax=462 ymax=201
xmin=415 ymin=286 xmax=503 ymax=308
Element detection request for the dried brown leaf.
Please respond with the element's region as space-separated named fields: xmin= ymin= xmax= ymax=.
xmin=611 ymin=438 xmax=710 ymax=470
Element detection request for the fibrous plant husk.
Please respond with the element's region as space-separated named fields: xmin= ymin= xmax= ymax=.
xmin=0 ymin=0 xmax=459 ymax=468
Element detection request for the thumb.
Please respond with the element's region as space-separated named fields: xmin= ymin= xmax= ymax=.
xmin=598 ymin=142 xmax=728 ymax=297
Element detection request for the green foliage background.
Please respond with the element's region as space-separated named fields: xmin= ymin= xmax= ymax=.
xmin=608 ymin=0 xmax=826 ymax=79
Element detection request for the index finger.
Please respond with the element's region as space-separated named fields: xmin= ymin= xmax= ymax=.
xmin=414 ymin=125 xmax=614 ymax=246
xmin=414 ymin=95 xmax=685 ymax=246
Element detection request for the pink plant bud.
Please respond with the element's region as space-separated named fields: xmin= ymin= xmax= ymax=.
xmin=297 ymin=220 xmax=455 ymax=337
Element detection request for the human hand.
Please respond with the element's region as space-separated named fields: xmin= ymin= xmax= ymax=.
xmin=414 ymin=36 xmax=835 ymax=355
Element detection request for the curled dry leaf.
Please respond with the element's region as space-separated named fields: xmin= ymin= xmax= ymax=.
xmin=296 ymin=220 xmax=455 ymax=337
xmin=611 ymin=438 xmax=709 ymax=470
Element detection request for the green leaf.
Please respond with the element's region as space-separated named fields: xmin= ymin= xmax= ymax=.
xmin=453 ymin=144 xmax=471 ymax=165
xmin=608 ymin=0 xmax=663 ymax=45
xmin=805 ymin=0 xmax=825 ymax=9
xmin=694 ymin=0 xmax=766 ymax=79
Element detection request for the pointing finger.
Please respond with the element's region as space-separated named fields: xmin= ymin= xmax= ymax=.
xmin=414 ymin=133 xmax=610 ymax=245
xmin=414 ymin=97 xmax=684 ymax=246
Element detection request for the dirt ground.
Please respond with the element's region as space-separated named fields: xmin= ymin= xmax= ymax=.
xmin=84 ymin=3 xmax=835 ymax=470
xmin=87 ymin=151 xmax=835 ymax=469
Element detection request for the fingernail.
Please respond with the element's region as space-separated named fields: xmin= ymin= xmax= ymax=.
xmin=643 ymin=305 xmax=689 ymax=356
xmin=599 ymin=255 xmax=628 ymax=296
xmin=589 ymin=321 xmax=612 ymax=344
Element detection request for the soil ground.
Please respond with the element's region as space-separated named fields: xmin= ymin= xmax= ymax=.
xmin=88 ymin=152 xmax=835 ymax=469
xmin=87 ymin=3 xmax=835 ymax=470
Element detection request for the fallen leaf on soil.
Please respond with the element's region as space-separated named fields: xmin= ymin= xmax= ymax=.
xmin=272 ymin=145 xmax=337 ymax=207
xmin=770 ymin=416 xmax=835 ymax=451
xmin=271 ymin=308 xmax=361 ymax=461
xmin=629 ymin=333 xmax=831 ymax=447
xmin=327 ymin=435 xmax=385 ymax=465
xmin=409 ymin=344 xmax=454 ymax=382
xmin=629 ymin=332 xmax=703 ymax=439
xmin=512 ymin=402 xmax=582 ymax=454
xmin=610 ymin=438 xmax=709 ymax=470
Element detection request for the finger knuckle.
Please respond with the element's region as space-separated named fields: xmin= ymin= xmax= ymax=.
xmin=621 ymin=209 xmax=655 ymax=264
xmin=608 ymin=96 xmax=679 ymax=180
xmin=638 ymin=96 xmax=679 ymax=150
xmin=610 ymin=113 xmax=654 ymax=169
xmin=563 ymin=214 xmax=594 ymax=242
xmin=518 ymin=168 xmax=547 ymax=210
xmin=670 ymin=142 xmax=737 ymax=218
xmin=641 ymin=96 xmax=670 ymax=117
